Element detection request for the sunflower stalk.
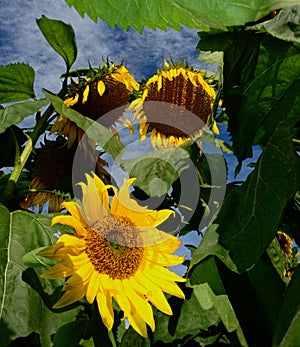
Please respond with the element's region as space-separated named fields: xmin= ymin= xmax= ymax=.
xmin=1 ymin=80 xmax=68 ymax=206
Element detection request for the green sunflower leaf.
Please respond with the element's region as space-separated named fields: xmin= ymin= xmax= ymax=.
xmin=273 ymin=267 xmax=300 ymax=347
xmin=36 ymin=16 xmax=77 ymax=70
xmin=230 ymin=36 xmax=300 ymax=162
xmin=0 ymin=205 xmax=80 ymax=347
xmin=0 ymin=63 xmax=36 ymax=103
xmin=121 ymin=140 xmax=201 ymax=197
xmin=64 ymin=0 xmax=300 ymax=33
xmin=0 ymin=98 xmax=49 ymax=134
xmin=52 ymin=319 xmax=89 ymax=347
xmin=0 ymin=125 xmax=27 ymax=167
xmin=254 ymin=6 xmax=300 ymax=43
xmin=176 ymin=283 xmax=247 ymax=345
xmin=216 ymin=254 xmax=286 ymax=346
xmin=214 ymin=119 xmax=300 ymax=272
xmin=44 ymin=91 xmax=125 ymax=161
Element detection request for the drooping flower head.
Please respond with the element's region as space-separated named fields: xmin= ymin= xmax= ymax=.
xmin=39 ymin=173 xmax=185 ymax=337
xmin=51 ymin=61 xmax=139 ymax=148
xmin=130 ymin=59 xmax=217 ymax=148
xmin=19 ymin=138 xmax=110 ymax=213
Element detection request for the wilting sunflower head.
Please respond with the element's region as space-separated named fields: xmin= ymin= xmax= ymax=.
xmin=50 ymin=61 xmax=139 ymax=148
xmin=130 ymin=60 xmax=217 ymax=148
xmin=39 ymin=173 xmax=185 ymax=337
xmin=19 ymin=139 xmax=110 ymax=213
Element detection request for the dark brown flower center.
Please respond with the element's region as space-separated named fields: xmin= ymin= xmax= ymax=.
xmin=72 ymin=77 xmax=129 ymax=125
xmin=85 ymin=216 xmax=144 ymax=279
xmin=144 ymin=72 xmax=214 ymax=138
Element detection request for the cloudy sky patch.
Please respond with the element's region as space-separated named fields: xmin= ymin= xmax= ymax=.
xmin=0 ymin=0 xmax=202 ymax=96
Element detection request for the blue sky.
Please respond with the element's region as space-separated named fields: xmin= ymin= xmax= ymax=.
xmin=0 ymin=0 xmax=203 ymax=97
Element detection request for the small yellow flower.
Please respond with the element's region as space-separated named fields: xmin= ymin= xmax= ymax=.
xmin=129 ymin=60 xmax=217 ymax=148
xmin=50 ymin=63 xmax=139 ymax=148
xmin=39 ymin=173 xmax=185 ymax=337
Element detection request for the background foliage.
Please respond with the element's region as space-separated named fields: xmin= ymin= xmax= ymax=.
xmin=0 ymin=1 xmax=300 ymax=346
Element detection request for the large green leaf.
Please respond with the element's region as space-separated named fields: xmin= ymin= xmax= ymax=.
xmin=64 ymin=0 xmax=299 ymax=33
xmin=0 ymin=205 xmax=80 ymax=347
xmin=44 ymin=91 xmax=125 ymax=161
xmin=36 ymin=16 xmax=77 ymax=70
xmin=256 ymin=6 xmax=300 ymax=43
xmin=273 ymin=267 xmax=300 ymax=347
xmin=176 ymin=283 xmax=247 ymax=345
xmin=189 ymin=224 xmax=238 ymax=272
xmin=231 ymin=37 xmax=300 ymax=161
xmin=121 ymin=142 xmax=194 ymax=197
xmin=217 ymin=254 xmax=286 ymax=347
xmin=0 ymin=63 xmax=35 ymax=104
xmin=0 ymin=99 xmax=48 ymax=134
xmin=217 ymin=119 xmax=300 ymax=272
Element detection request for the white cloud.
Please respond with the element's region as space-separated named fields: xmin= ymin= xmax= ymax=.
xmin=0 ymin=0 xmax=202 ymax=97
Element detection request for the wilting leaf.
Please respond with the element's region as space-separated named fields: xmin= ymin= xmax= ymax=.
xmin=0 ymin=63 xmax=35 ymax=103
xmin=65 ymin=0 xmax=299 ymax=33
xmin=36 ymin=16 xmax=77 ymax=70
xmin=0 ymin=205 xmax=79 ymax=347
xmin=0 ymin=99 xmax=48 ymax=134
xmin=44 ymin=91 xmax=125 ymax=160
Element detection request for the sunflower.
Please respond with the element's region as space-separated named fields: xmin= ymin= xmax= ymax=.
xmin=39 ymin=173 xmax=185 ymax=337
xmin=276 ymin=231 xmax=293 ymax=255
xmin=20 ymin=139 xmax=110 ymax=213
xmin=50 ymin=62 xmax=139 ymax=148
xmin=129 ymin=60 xmax=217 ymax=148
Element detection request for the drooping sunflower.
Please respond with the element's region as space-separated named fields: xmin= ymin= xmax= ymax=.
xmin=129 ymin=60 xmax=218 ymax=148
xmin=39 ymin=173 xmax=185 ymax=337
xmin=50 ymin=62 xmax=139 ymax=148
xmin=20 ymin=138 xmax=110 ymax=213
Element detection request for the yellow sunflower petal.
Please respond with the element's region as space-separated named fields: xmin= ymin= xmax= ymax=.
xmin=92 ymin=173 xmax=109 ymax=213
xmin=64 ymin=93 xmax=79 ymax=107
xmin=111 ymin=178 xmax=174 ymax=228
xmin=144 ymin=270 xmax=185 ymax=299
xmin=124 ymin=279 xmax=155 ymax=332
xmin=150 ymin=234 xmax=182 ymax=253
xmin=82 ymin=85 xmax=90 ymax=104
xmin=79 ymin=174 xmax=108 ymax=225
xmin=97 ymin=290 xmax=114 ymax=331
xmin=127 ymin=309 xmax=148 ymax=338
xmin=212 ymin=120 xmax=220 ymax=135
xmin=145 ymin=248 xmax=185 ymax=266
xmin=101 ymin=274 xmax=113 ymax=291
xmin=134 ymin=272 xmax=172 ymax=315
xmin=38 ymin=234 xmax=85 ymax=260
xmin=52 ymin=215 xmax=87 ymax=237
xmin=145 ymin=263 xmax=186 ymax=283
xmin=40 ymin=262 xmax=74 ymax=279
xmin=61 ymin=201 xmax=87 ymax=226
xmin=97 ymin=80 xmax=106 ymax=96
xmin=86 ymin=271 xmax=101 ymax=304
xmin=53 ymin=280 xmax=86 ymax=308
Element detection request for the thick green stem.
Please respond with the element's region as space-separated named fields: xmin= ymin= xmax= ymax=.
xmin=2 ymin=83 xmax=68 ymax=206
xmin=108 ymin=330 xmax=117 ymax=347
